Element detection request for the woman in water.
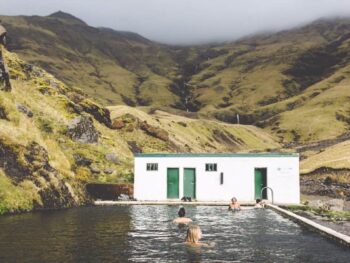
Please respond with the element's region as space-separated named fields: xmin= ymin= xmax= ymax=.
xmin=173 ymin=207 xmax=193 ymax=224
xmin=228 ymin=197 xmax=241 ymax=211
xmin=185 ymin=224 xmax=210 ymax=247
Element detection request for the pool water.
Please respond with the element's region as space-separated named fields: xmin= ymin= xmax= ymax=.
xmin=0 ymin=205 xmax=349 ymax=262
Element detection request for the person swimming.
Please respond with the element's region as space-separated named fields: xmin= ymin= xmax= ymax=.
xmin=185 ymin=224 xmax=210 ymax=247
xmin=254 ymin=199 xmax=266 ymax=208
xmin=228 ymin=197 xmax=241 ymax=211
xmin=173 ymin=207 xmax=193 ymax=224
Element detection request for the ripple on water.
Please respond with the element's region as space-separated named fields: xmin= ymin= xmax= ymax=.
xmin=0 ymin=205 xmax=349 ymax=262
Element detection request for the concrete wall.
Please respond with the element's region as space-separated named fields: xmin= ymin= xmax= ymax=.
xmin=134 ymin=155 xmax=299 ymax=204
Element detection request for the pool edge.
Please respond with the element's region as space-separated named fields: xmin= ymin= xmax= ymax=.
xmin=267 ymin=204 xmax=350 ymax=248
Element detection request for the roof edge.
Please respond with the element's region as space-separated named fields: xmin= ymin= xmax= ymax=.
xmin=134 ymin=153 xmax=299 ymax=158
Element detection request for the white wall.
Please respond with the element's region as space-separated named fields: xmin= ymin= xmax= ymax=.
xmin=134 ymin=156 xmax=299 ymax=204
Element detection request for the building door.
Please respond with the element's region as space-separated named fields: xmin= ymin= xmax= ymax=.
xmin=184 ymin=168 xmax=196 ymax=199
xmin=167 ymin=168 xmax=179 ymax=199
xmin=255 ymin=168 xmax=267 ymax=199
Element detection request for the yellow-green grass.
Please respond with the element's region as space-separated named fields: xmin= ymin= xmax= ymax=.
xmin=109 ymin=105 xmax=281 ymax=152
xmin=0 ymin=169 xmax=41 ymax=214
xmin=301 ymin=140 xmax=350 ymax=174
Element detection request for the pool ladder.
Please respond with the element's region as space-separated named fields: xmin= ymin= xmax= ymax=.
xmin=261 ymin=187 xmax=274 ymax=204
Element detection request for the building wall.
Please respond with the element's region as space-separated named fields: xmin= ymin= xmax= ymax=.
xmin=134 ymin=156 xmax=299 ymax=204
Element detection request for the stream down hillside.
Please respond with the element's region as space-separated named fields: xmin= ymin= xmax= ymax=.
xmin=0 ymin=43 xmax=280 ymax=214
xmin=1 ymin=13 xmax=350 ymax=213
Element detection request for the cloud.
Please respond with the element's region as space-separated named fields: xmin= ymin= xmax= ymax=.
xmin=0 ymin=0 xmax=349 ymax=44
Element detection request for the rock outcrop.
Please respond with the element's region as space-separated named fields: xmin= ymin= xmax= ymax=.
xmin=0 ymin=24 xmax=11 ymax=91
xmin=67 ymin=115 xmax=99 ymax=143
xmin=0 ymin=138 xmax=80 ymax=210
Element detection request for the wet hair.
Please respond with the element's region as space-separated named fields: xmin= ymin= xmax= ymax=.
xmin=256 ymin=199 xmax=261 ymax=203
xmin=231 ymin=197 xmax=237 ymax=203
xmin=178 ymin=207 xmax=186 ymax=217
xmin=186 ymin=224 xmax=202 ymax=243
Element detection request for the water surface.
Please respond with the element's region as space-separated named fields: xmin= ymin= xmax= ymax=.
xmin=0 ymin=206 xmax=349 ymax=262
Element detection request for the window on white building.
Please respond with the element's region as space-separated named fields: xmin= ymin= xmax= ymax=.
xmin=146 ymin=163 xmax=158 ymax=171
xmin=205 ymin=163 xmax=217 ymax=171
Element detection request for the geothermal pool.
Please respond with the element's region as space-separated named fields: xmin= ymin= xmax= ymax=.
xmin=0 ymin=205 xmax=349 ymax=262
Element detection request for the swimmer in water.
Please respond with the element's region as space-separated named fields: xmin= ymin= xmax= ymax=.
xmin=185 ymin=224 xmax=211 ymax=247
xmin=254 ymin=199 xmax=266 ymax=208
xmin=228 ymin=197 xmax=241 ymax=211
xmin=173 ymin=207 xmax=192 ymax=224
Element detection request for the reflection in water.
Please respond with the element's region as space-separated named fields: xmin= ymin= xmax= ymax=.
xmin=0 ymin=206 xmax=349 ymax=262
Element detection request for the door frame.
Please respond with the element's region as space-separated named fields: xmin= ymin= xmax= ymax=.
xmin=167 ymin=167 xmax=180 ymax=199
xmin=254 ymin=167 xmax=267 ymax=200
xmin=183 ymin=167 xmax=196 ymax=199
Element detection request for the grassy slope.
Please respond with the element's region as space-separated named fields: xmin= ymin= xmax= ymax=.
xmin=3 ymin=14 xmax=350 ymax=146
xmin=0 ymin=48 xmax=280 ymax=213
xmin=2 ymin=13 xmax=350 ymax=179
xmin=108 ymin=105 xmax=280 ymax=153
xmin=0 ymin=13 xmax=180 ymax=107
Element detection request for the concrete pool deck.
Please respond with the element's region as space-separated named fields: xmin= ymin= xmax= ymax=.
xmin=94 ymin=200 xmax=256 ymax=206
xmin=267 ymin=204 xmax=350 ymax=247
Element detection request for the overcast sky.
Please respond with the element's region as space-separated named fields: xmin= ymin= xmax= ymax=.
xmin=0 ymin=0 xmax=349 ymax=44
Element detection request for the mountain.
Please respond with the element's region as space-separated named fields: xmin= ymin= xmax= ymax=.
xmin=2 ymin=13 xmax=350 ymax=146
xmin=1 ymin=13 xmax=350 ymax=212
xmin=0 ymin=45 xmax=279 ymax=213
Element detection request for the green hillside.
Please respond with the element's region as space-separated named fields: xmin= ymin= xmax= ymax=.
xmin=0 ymin=46 xmax=279 ymax=214
xmin=2 ymin=13 xmax=350 ymax=146
xmin=1 ymin=12 xmax=350 ymax=210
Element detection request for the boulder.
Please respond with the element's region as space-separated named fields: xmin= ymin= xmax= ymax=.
xmin=89 ymin=165 xmax=100 ymax=174
xmin=139 ymin=121 xmax=169 ymax=141
xmin=0 ymin=56 xmax=11 ymax=91
xmin=105 ymin=153 xmax=119 ymax=163
xmin=67 ymin=115 xmax=99 ymax=143
xmin=344 ymin=201 xmax=350 ymax=212
xmin=16 ymin=103 xmax=33 ymax=118
xmin=104 ymin=168 xmax=115 ymax=174
xmin=111 ymin=119 xmax=125 ymax=129
xmin=73 ymin=153 xmax=92 ymax=166
xmin=308 ymin=199 xmax=324 ymax=209
xmin=0 ymin=106 xmax=6 ymax=119
xmin=79 ymin=99 xmax=112 ymax=127
xmin=325 ymin=199 xmax=344 ymax=212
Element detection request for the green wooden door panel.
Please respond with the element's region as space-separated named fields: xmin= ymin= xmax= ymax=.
xmin=167 ymin=168 xmax=179 ymax=199
xmin=184 ymin=168 xmax=196 ymax=199
xmin=255 ymin=168 xmax=267 ymax=199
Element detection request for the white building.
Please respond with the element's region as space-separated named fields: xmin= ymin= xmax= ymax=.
xmin=134 ymin=153 xmax=300 ymax=204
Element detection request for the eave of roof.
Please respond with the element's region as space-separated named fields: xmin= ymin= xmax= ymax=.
xmin=134 ymin=153 xmax=299 ymax=158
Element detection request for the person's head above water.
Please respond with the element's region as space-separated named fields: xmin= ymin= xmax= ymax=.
xmin=256 ymin=199 xmax=261 ymax=203
xmin=178 ymin=207 xmax=186 ymax=217
xmin=186 ymin=224 xmax=202 ymax=243
xmin=231 ymin=197 xmax=237 ymax=203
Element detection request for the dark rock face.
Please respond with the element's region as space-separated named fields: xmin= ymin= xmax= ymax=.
xmin=67 ymin=115 xmax=99 ymax=143
xmin=0 ymin=139 xmax=79 ymax=210
xmin=16 ymin=103 xmax=33 ymax=117
xmin=0 ymin=106 xmax=7 ymax=119
xmin=0 ymin=48 xmax=11 ymax=91
xmin=127 ymin=141 xmax=142 ymax=154
xmin=0 ymin=24 xmax=11 ymax=90
xmin=73 ymin=153 xmax=92 ymax=166
xmin=79 ymin=99 xmax=112 ymax=128
xmin=139 ymin=121 xmax=169 ymax=141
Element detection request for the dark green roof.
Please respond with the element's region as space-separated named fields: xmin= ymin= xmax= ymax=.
xmin=135 ymin=153 xmax=299 ymax=158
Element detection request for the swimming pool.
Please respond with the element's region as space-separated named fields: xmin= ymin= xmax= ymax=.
xmin=0 ymin=205 xmax=349 ymax=262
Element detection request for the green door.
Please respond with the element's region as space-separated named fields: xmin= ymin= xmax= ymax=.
xmin=255 ymin=168 xmax=267 ymax=199
xmin=184 ymin=168 xmax=196 ymax=199
xmin=167 ymin=168 xmax=179 ymax=199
